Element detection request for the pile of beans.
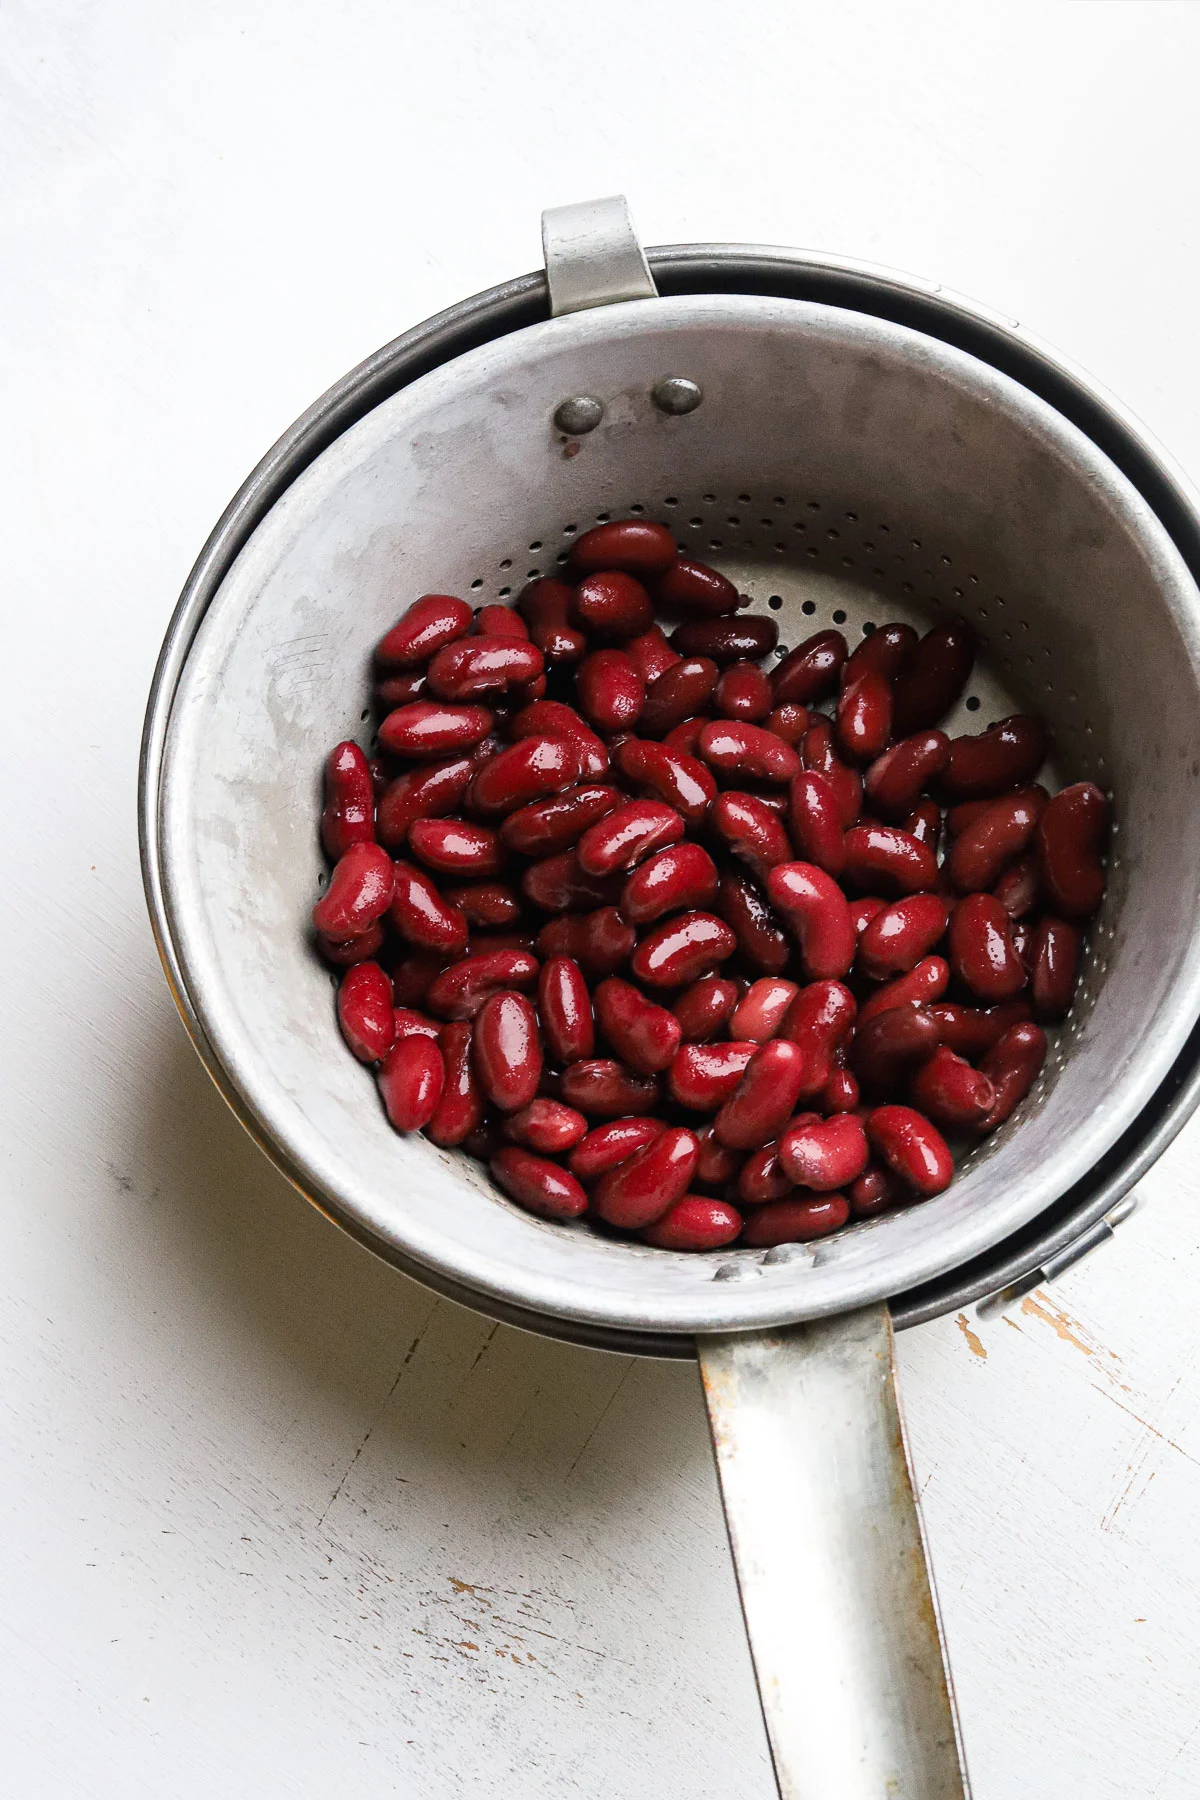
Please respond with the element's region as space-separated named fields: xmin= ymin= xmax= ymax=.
xmin=311 ymin=518 xmax=1109 ymax=1252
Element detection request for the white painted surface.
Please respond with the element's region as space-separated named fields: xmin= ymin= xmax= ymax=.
xmin=3 ymin=3 xmax=1200 ymax=1794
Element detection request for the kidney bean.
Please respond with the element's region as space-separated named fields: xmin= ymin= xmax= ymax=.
xmin=668 ymin=1041 xmax=756 ymax=1110
xmin=844 ymin=622 xmax=918 ymax=686
xmin=1037 ymin=782 xmax=1109 ymax=917
xmin=801 ymin=718 xmax=862 ymax=826
xmin=593 ymin=1127 xmax=700 ymax=1228
xmin=974 ymin=1022 xmax=1048 ymax=1132
xmin=904 ymin=801 xmax=943 ymax=857
xmin=442 ymin=880 xmax=521 ymax=929
xmin=379 ymin=701 xmax=495 ymax=759
xmin=777 ymin=980 xmax=857 ymax=1096
xmin=692 ymin=1124 xmax=743 ymax=1190
xmin=772 ymin=630 xmax=848 ymax=706
xmin=613 ymin=739 xmax=714 ymax=825
xmin=841 ymin=824 xmax=937 ymax=896
xmin=320 ymin=741 xmax=375 ymax=859
xmin=729 ymin=977 xmax=800 ymax=1042
xmin=641 ymin=1195 xmax=743 ymax=1250
xmin=570 ymin=520 xmax=677 ymax=579
xmin=460 ymin=1122 xmax=500 ymax=1162
xmin=786 ymin=770 xmax=846 ymax=876
xmin=849 ymin=1164 xmax=904 ymax=1218
xmin=925 ymin=1000 xmax=1030 ymax=1060
xmin=625 ymin=627 xmax=682 ymax=687
xmin=378 ymin=1034 xmax=446 ymax=1132
xmin=499 ymin=787 xmax=616 ymax=859
xmin=910 ymin=1045 xmax=996 ymax=1129
xmin=467 ymin=735 xmax=582 ymax=817
xmin=620 ymin=843 xmax=719 ymax=927
xmin=654 ymin=557 xmax=741 ymax=617
xmin=536 ymin=907 xmax=636 ymax=978
xmin=572 ymin=570 xmax=654 ymax=640
xmin=427 ymin=637 xmax=544 ymax=702
xmin=474 ymin=603 xmax=528 ymax=638
xmin=407 ymin=817 xmax=505 ymax=879
xmin=1029 ymin=917 xmax=1082 ymax=1020
xmin=714 ymin=660 xmax=773 ymax=722
xmin=863 ymin=731 xmax=950 ymax=821
xmin=517 ymin=579 xmax=588 ymax=666
xmin=949 ymin=893 xmax=1027 ymax=1000
xmin=662 ymin=715 xmax=711 ymax=755
xmin=377 ymin=756 xmax=475 ymax=848
xmin=990 ymin=851 xmax=1040 ymax=919
xmin=741 ymin=1194 xmax=850 ymax=1246
xmin=866 ymin=1104 xmax=953 ymax=1195
xmin=671 ymin=616 xmax=778 ymax=665
xmin=631 ymin=911 xmax=738 ymax=988
xmin=575 ymin=649 xmax=645 ymax=732
xmin=947 ymin=790 xmax=1044 ymax=893
xmin=531 ymin=957 xmax=590 ymax=1067
xmin=317 ymin=924 xmax=387 ymax=967
xmin=716 ymin=1040 xmax=808 ymax=1149
xmin=767 ymin=863 xmax=856 ymax=978
xmin=709 ymin=790 xmax=793 ymax=885
xmin=852 ymin=1005 xmax=942 ymax=1099
xmin=472 ymin=991 xmax=543 ymax=1112
xmin=367 ymin=756 xmax=391 ymax=798
xmin=779 ymin=1113 xmax=869 ymax=1191
xmin=698 ymin=720 xmax=800 ymax=784
xmin=850 ymin=897 xmax=887 ymax=939
xmin=766 ymin=703 xmax=811 ymax=747
xmin=388 ymin=860 xmax=468 ymax=953
xmin=946 ymin=786 xmax=1046 ymax=839
xmin=376 ymin=594 xmax=473 ymax=668
xmin=423 ymin=1021 xmax=484 ymax=1147
xmin=313 ymin=842 xmax=396 ymax=939
xmin=836 ymin=668 xmax=892 ymax=763
xmin=521 ymin=851 xmax=618 ymax=912
xmin=467 ymin=930 xmax=538 ymax=956
xmin=577 ymin=799 xmax=685 ymax=876
xmin=559 ymin=1058 xmax=659 ymax=1117
xmin=391 ymin=949 xmax=453 ymax=1005
xmin=593 ymin=977 xmax=682 ymax=1075
xmin=672 ymin=976 xmax=739 ymax=1042
xmin=375 ymin=671 xmax=427 ymax=710
xmin=568 ymin=1119 xmax=667 ymax=1185
xmin=393 ymin=1007 xmax=443 ymax=1043
xmin=822 ymin=1065 xmax=861 ymax=1113
xmin=641 ymin=659 xmax=720 ymax=737
xmin=508 ymin=700 xmax=609 ymax=779
xmin=425 ymin=948 xmax=539 ymax=1019
xmin=490 ymin=1147 xmax=588 ymax=1221
xmin=336 ymin=962 xmax=395 ymax=1063
xmin=858 ymin=893 xmax=950 ymax=981
xmin=891 ymin=618 xmax=975 ymax=735
xmin=737 ymin=1141 xmax=794 ymax=1204
xmin=858 ymin=956 xmax=950 ymax=1024
xmin=500 ymin=1098 xmax=589 ymax=1156
xmin=942 ymin=715 xmax=1049 ymax=802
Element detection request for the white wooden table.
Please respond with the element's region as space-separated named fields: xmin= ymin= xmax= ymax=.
xmin=4 ymin=5 xmax=1200 ymax=1794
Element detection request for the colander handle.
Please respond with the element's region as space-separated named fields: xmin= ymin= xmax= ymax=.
xmin=698 ymin=1305 xmax=970 ymax=1800
xmin=541 ymin=195 xmax=659 ymax=316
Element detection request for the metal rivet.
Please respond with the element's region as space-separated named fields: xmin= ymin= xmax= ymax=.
xmin=553 ymin=395 xmax=604 ymax=435
xmin=652 ymin=376 xmax=703 ymax=416
xmin=713 ymin=1260 xmax=754 ymax=1282
xmin=761 ymin=1243 xmax=811 ymax=1266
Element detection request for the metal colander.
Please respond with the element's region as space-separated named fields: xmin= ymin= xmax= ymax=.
xmin=141 ymin=198 xmax=1200 ymax=1800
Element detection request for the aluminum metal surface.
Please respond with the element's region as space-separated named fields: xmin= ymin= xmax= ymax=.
xmin=542 ymin=195 xmax=658 ymax=316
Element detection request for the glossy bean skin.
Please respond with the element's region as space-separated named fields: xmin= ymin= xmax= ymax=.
xmin=712 ymin=791 xmax=794 ymax=883
xmin=670 ymin=616 xmax=778 ymax=665
xmin=516 ymin=578 xmax=587 ymax=666
xmin=321 ymin=741 xmax=375 ymax=858
xmin=625 ymin=628 xmax=682 ymax=686
xmin=947 ymin=790 xmax=1045 ymax=892
xmin=992 ymin=851 xmax=1041 ymax=919
xmin=1037 ymin=782 xmax=1109 ymax=917
xmin=558 ymin=1058 xmax=659 ymax=1117
xmin=974 ymin=1022 xmax=1048 ymax=1132
xmin=577 ymin=799 xmax=685 ymax=876
xmin=822 ymin=1065 xmax=861 ymax=1113
xmin=641 ymin=660 xmax=721 ymax=737
xmin=787 ymin=771 xmax=846 ymax=876
xmin=408 ymin=817 xmax=505 ymax=877
xmin=843 ymin=622 xmax=918 ymax=685
xmin=852 ymin=1005 xmax=943 ymax=1099
xmin=672 ymin=976 xmax=739 ymax=1042
xmin=427 ymin=638 xmax=543 ymax=700
xmin=857 ymin=956 xmax=950 ymax=1025
xmin=531 ymin=957 xmax=592 ymax=1068
xmin=926 ymin=999 xmax=1031 ymax=1059
xmin=941 ymin=715 xmax=1049 ymax=801
xmin=468 ymin=735 xmax=582 ymax=817
xmin=593 ymin=977 xmax=682 ymax=1075
xmin=767 ymin=863 xmax=856 ymax=979
xmin=375 ymin=671 xmax=426 ymax=710
xmin=614 ymin=737 xmax=716 ymax=823
xmin=441 ymin=882 xmax=520 ymax=930
xmin=729 ymin=977 xmax=800 ymax=1042
xmin=313 ymin=842 xmax=395 ymax=939
xmin=388 ymin=860 xmax=469 ymax=953
xmin=490 ymin=1147 xmax=588 ymax=1220
xmin=317 ymin=924 xmax=387 ymax=967
xmin=630 ymin=910 xmax=738 ymax=988
xmin=379 ymin=701 xmax=495 ymax=759
xmin=905 ymin=800 xmax=943 ymax=855
xmin=472 ymin=990 xmax=543 ymax=1112
xmin=571 ymin=519 xmax=678 ymax=578
xmin=835 ymin=668 xmax=892 ymax=763
xmin=891 ymin=618 xmax=975 ymax=736
xmin=1029 ymin=917 xmax=1082 ymax=1020
xmin=910 ymin=1046 xmax=996 ymax=1129
xmin=521 ymin=851 xmax=618 ymax=912
xmin=698 ymin=719 xmax=801 ymax=785
xmin=866 ymin=1104 xmax=953 ymax=1196
xmin=474 ymin=603 xmax=527 ymax=638
xmin=848 ymin=1164 xmax=905 ymax=1218
xmin=863 ymin=732 xmax=950 ymax=821
xmin=946 ymin=785 xmax=1047 ymax=839
xmin=376 ymin=594 xmax=473 ymax=668
xmin=641 ymin=1196 xmax=743 ymax=1250
xmin=572 ymin=570 xmax=654 ymax=639
xmin=654 ymin=558 xmax=741 ymax=617
xmin=800 ymin=718 xmax=862 ymax=827
xmin=593 ymin=1127 xmax=700 ymax=1228
xmin=508 ymin=701 xmax=610 ymax=779
xmin=766 ymin=703 xmax=810 ymax=746
xmin=771 ymin=630 xmax=848 ymax=706
xmin=337 ymin=962 xmax=395 ymax=1063
xmin=668 ymin=1041 xmax=756 ymax=1111
xmin=536 ymin=907 xmax=636 ymax=978
xmin=842 ymin=825 xmax=937 ymax=895
xmin=424 ymin=1021 xmax=485 ymax=1147
xmin=500 ymin=784 xmax=619 ymax=857
xmin=741 ymin=1194 xmax=850 ymax=1247
xmin=738 ymin=1141 xmax=795 ymax=1205
xmin=621 ymin=842 xmax=719 ymax=925
xmin=575 ymin=649 xmax=645 ymax=733
xmin=716 ymin=1040 xmax=808 ymax=1149
xmin=714 ymin=660 xmax=773 ymax=721
xmin=694 ymin=1125 xmax=744 ymax=1190
xmin=568 ymin=1117 xmax=666 ymax=1181
xmin=367 ymin=757 xmax=391 ymax=799
xmin=850 ymin=896 xmax=887 ymax=938
xmin=501 ymin=1098 xmax=589 ymax=1155
xmin=948 ymin=893 xmax=1028 ymax=1000
xmin=391 ymin=950 xmax=454 ymax=1005
xmin=425 ymin=949 xmax=539 ymax=1020
xmin=378 ymin=1034 xmax=446 ymax=1132
xmin=780 ymin=980 xmax=858 ymax=1096
xmin=779 ymin=1113 xmax=869 ymax=1191
xmin=377 ymin=756 xmax=475 ymax=849
xmin=858 ymin=894 xmax=950 ymax=980
xmin=715 ymin=870 xmax=791 ymax=974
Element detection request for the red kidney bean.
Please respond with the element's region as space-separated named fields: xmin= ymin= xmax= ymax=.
xmin=391 ymin=949 xmax=454 ymax=1005
xmin=392 ymin=1010 xmax=446 ymax=1045
xmin=425 ymin=948 xmax=539 ymax=1019
xmin=1029 ymin=917 xmax=1082 ymax=1020
xmin=892 ymin=618 xmax=975 ymax=735
xmin=1037 ymin=782 xmax=1109 ymax=918
xmin=490 ymin=1146 xmax=588 ymax=1220
xmin=801 ymin=718 xmax=862 ymax=827
xmin=668 ymin=1041 xmax=756 ymax=1110
xmin=572 ymin=570 xmax=655 ymax=639
xmin=767 ymin=863 xmax=856 ymax=978
xmin=836 ymin=668 xmax=892 ymax=763
xmin=389 ymin=860 xmax=469 ymax=953
xmin=698 ymin=720 xmax=801 ymax=785
xmin=772 ymin=630 xmax=848 ymax=706
xmin=378 ymin=1034 xmax=446 ymax=1132
xmin=466 ymin=931 xmax=537 ymax=957
xmin=787 ymin=770 xmax=847 ymax=876
xmin=849 ymin=1164 xmax=905 ymax=1217
xmin=716 ymin=1040 xmax=808 ymax=1149
xmin=641 ymin=1196 xmax=743 ymax=1250
xmin=842 ymin=824 xmax=937 ymax=895
xmin=570 ymin=520 xmax=677 ymax=578
xmin=863 ymin=731 xmax=950 ymax=820
xmin=843 ymin=622 xmax=918 ymax=686
xmin=851 ymin=1005 xmax=942 ymax=1099
xmin=515 ymin=671 xmax=547 ymax=705
xmin=866 ymin=1104 xmax=953 ymax=1195
xmin=778 ymin=980 xmax=858 ymax=1095
xmin=946 ymin=785 xmax=1047 ymax=838
xmin=474 ymin=603 xmax=527 ymax=638
xmin=850 ymin=896 xmax=887 ymax=938
xmin=501 ymin=1098 xmax=589 ymax=1155
xmin=631 ymin=910 xmax=738 ymax=988
xmin=313 ymin=842 xmax=396 ymax=939
xmin=905 ymin=800 xmax=943 ymax=856
xmin=858 ymin=956 xmax=950 ymax=1024
xmin=621 ymin=842 xmax=719 ymax=926
xmin=367 ymin=756 xmax=390 ymax=799
xmin=516 ymin=578 xmax=587 ymax=665
xmin=537 ymin=955 xmax=594 ymax=1065
xmin=593 ymin=1126 xmax=700 ymax=1228
xmin=424 ymin=1021 xmax=485 ymax=1146
xmin=947 ymin=790 xmax=1045 ymax=892
xmin=376 ymin=594 xmax=473 ymax=668
xmin=662 ymin=715 xmax=711 ymax=755
xmin=568 ymin=1117 xmax=666 ymax=1181
xmin=625 ymin=627 xmax=682 ymax=686
xmin=559 ymin=1058 xmax=659 ymax=1117
xmin=472 ymin=990 xmax=543 ymax=1112
xmin=379 ymin=701 xmax=495 ymax=759
xmin=942 ymin=715 xmax=1049 ymax=801
xmin=737 ymin=1141 xmax=794 ymax=1205
xmin=500 ymin=784 xmax=619 ymax=858
xmin=714 ymin=660 xmax=773 ymax=722
xmin=593 ymin=977 xmax=683 ymax=1075
xmin=858 ymin=894 xmax=950 ymax=980
xmin=926 ymin=999 xmax=1031 ymax=1059
xmin=577 ymin=799 xmax=685 ymax=876
xmin=468 ymin=735 xmax=581 ymax=816
xmin=741 ymin=1194 xmax=850 ymax=1246
xmin=671 ymin=616 xmax=778 ymax=664
xmin=973 ymin=1020 xmax=1048 ymax=1133
xmin=642 ymin=659 xmax=722 ymax=737
xmin=672 ymin=976 xmax=739 ymax=1042
xmin=408 ymin=817 xmax=505 ymax=878
xmin=766 ymin=703 xmax=811 ymax=746
xmin=426 ymin=638 xmax=543 ymax=702
xmin=317 ymin=924 xmax=387 ymax=967
xmin=614 ymin=738 xmax=716 ymax=824
xmin=375 ymin=671 xmax=427 ymax=710
xmin=442 ymin=880 xmax=521 ymax=929
xmin=822 ymin=1065 xmax=861 ymax=1113
xmin=654 ymin=557 xmax=742 ymax=617
xmin=711 ymin=790 xmax=794 ymax=884
xmin=910 ymin=1046 xmax=996 ymax=1129
xmin=321 ymin=741 xmax=375 ymax=858
xmin=992 ymin=851 xmax=1041 ymax=919
xmin=337 ymin=961 xmax=395 ymax=1063
xmin=508 ymin=700 xmax=610 ymax=779
xmin=576 ymin=649 xmax=645 ymax=732
xmin=695 ymin=1124 xmax=745 ymax=1189
xmin=377 ymin=756 xmax=476 ymax=848
xmin=949 ymin=893 xmax=1027 ymax=1000
xmin=729 ymin=977 xmax=800 ymax=1042
xmin=779 ymin=1113 xmax=869 ymax=1191
xmin=521 ymin=851 xmax=618 ymax=912
xmin=536 ymin=907 xmax=636 ymax=977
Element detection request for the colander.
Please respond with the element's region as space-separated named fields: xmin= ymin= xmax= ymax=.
xmin=140 ymin=198 xmax=1200 ymax=1799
